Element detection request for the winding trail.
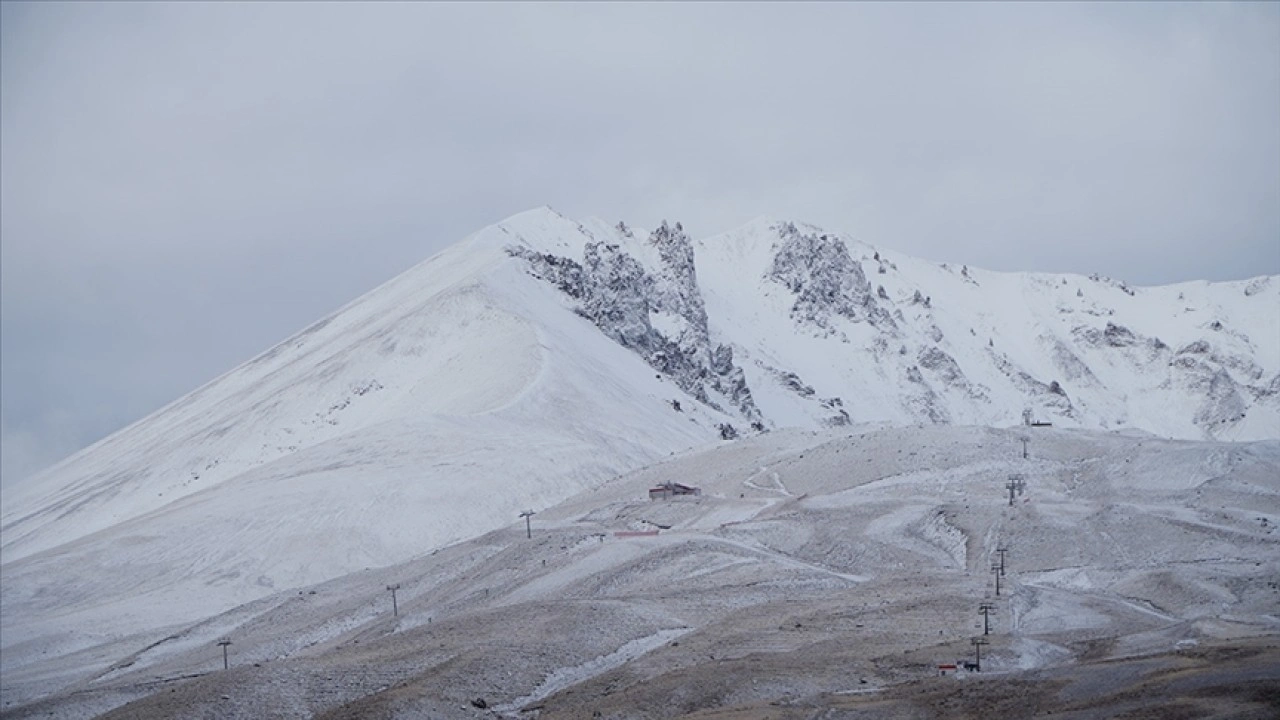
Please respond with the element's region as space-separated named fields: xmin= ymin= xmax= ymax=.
xmin=492 ymin=627 xmax=692 ymax=716
xmin=743 ymin=465 xmax=792 ymax=497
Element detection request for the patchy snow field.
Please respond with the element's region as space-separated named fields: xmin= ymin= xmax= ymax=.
xmin=3 ymin=425 xmax=1276 ymax=719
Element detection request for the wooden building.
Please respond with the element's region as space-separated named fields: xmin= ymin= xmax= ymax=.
xmin=648 ymin=482 xmax=701 ymax=500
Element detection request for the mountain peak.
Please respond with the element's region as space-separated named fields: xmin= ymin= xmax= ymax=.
xmin=487 ymin=205 xmax=577 ymax=238
xmin=499 ymin=204 xmax=564 ymax=224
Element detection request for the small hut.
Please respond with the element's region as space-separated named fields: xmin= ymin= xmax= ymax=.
xmin=648 ymin=482 xmax=701 ymax=500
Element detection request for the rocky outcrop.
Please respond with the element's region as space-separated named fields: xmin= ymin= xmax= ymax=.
xmin=766 ymin=223 xmax=894 ymax=332
xmin=650 ymin=221 xmax=708 ymax=346
xmin=1169 ymin=350 xmax=1252 ymax=432
xmin=509 ymin=224 xmax=761 ymax=424
xmin=507 ymin=247 xmax=585 ymax=299
xmin=1163 ymin=335 xmax=1276 ymax=434
xmin=904 ymin=364 xmax=951 ymax=424
xmin=918 ymin=346 xmax=987 ymax=402
xmin=988 ymin=349 xmax=1077 ymax=419
xmin=578 ymin=241 xmax=655 ymax=350
xmin=1195 ymin=369 xmax=1247 ymax=429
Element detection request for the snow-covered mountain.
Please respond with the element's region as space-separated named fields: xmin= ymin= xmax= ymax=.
xmin=511 ymin=211 xmax=1278 ymax=440
xmin=2 ymin=207 xmax=1277 ymax=680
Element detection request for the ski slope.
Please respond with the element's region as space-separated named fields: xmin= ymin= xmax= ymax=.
xmin=3 ymin=425 xmax=1276 ymax=718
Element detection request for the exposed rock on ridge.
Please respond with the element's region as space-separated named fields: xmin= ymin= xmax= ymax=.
xmin=509 ymin=211 xmax=1277 ymax=440
xmin=766 ymin=222 xmax=895 ymax=332
xmin=509 ymin=222 xmax=761 ymax=425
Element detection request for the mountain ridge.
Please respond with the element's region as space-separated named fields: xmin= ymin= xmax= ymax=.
xmin=505 ymin=206 xmax=1277 ymax=438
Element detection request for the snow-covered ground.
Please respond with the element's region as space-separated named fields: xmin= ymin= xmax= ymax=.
xmin=2 ymin=425 xmax=1276 ymax=718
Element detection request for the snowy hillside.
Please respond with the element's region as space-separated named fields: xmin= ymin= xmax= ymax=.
xmin=3 ymin=426 xmax=1277 ymax=718
xmin=2 ymin=207 xmax=1277 ymax=708
xmin=1 ymin=211 xmax=742 ymax=645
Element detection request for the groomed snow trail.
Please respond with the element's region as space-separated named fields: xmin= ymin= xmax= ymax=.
xmin=492 ymin=628 xmax=692 ymax=715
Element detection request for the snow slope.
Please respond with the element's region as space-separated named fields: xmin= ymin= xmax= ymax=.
xmin=3 ymin=425 xmax=1276 ymax=718
xmin=2 ymin=207 xmax=1276 ymax=696
xmin=0 ymin=209 xmax=740 ymax=658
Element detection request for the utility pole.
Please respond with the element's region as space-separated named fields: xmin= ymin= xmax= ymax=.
xmin=387 ymin=584 xmax=401 ymax=617
xmin=1021 ymin=437 xmax=1029 ymax=459
xmin=217 ymin=638 xmax=232 ymax=670
xmin=995 ymin=545 xmax=1009 ymax=576
xmin=979 ymin=602 xmax=996 ymax=635
xmin=991 ymin=563 xmax=1003 ymax=596
xmin=520 ymin=510 xmax=535 ymax=539
xmin=1005 ymin=475 xmax=1025 ymax=506
xmin=971 ymin=637 xmax=989 ymax=671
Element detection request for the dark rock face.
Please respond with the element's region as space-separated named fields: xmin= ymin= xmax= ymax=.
xmin=904 ymin=364 xmax=951 ymax=424
xmin=1074 ymin=322 xmax=1139 ymax=349
xmin=1170 ymin=351 xmax=1254 ymax=431
xmin=820 ymin=396 xmax=851 ymax=426
xmin=707 ymin=344 xmax=759 ymax=422
xmin=1073 ymin=322 xmax=1170 ymax=367
xmin=579 ymin=241 xmax=656 ymax=351
xmin=760 ymin=363 xmax=851 ymax=426
xmin=509 ymin=223 xmax=761 ymax=424
xmin=1195 ymin=369 xmax=1247 ymax=428
xmin=989 ymin=349 xmax=1077 ymax=419
xmin=918 ymin=347 xmax=965 ymax=386
xmin=506 ymin=247 xmax=585 ymax=299
xmin=778 ymin=371 xmax=815 ymax=397
xmin=917 ymin=346 xmax=987 ymax=403
xmin=650 ymin=221 xmax=708 ymax=346
xmin=1259 ymin=374 xmax=1280 ymax=401
xmin=766 ymin=223 xmax=894 ymax=331
xmin=1103 ymin=322 xmax=1138 ymax=347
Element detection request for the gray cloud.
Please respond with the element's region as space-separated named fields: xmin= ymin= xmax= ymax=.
xmin=2 ymin=2 xmax=1278 ymax=483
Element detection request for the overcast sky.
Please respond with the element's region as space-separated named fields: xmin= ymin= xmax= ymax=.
xmin=2 ymin=2 xmax=1278 ymax=484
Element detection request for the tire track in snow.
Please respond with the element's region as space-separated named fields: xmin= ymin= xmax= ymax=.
xmin=698 ymin=535 xmax=868 ymax=583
